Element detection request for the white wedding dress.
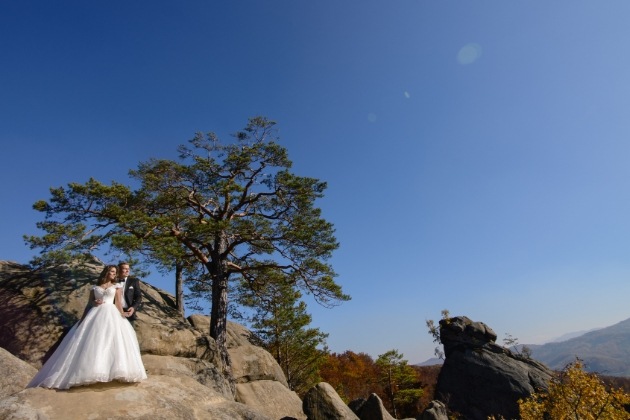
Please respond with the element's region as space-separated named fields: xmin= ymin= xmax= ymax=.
xmin=28 ymin=284 xmax=147 ymax=389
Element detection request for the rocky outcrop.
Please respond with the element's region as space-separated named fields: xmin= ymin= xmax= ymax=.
xmin=349 ymin=393 xmax=396 ymax=420
xmin=235 ymin=380 xmax=305 ymax=420
xmin=0 ymin=347 xmax=37 ymax=399
xmin=302 ymin=382 xmax=359 ymax=420
xmin=189 ymin=315 xmax=289 ymax=386
xmin=189 ymin=315 xmax=306 ymax=420
xmin=0 ymin=259 xmax=305 ymax=420
xmin=0 ymin=259 xmax=215 ymax=365
xmin=0 ymin=352 xmax=271 ymax=420
xmin=435 ymin=316 xmax=553 ymax=420
xmin=418 ymin=400 xmax=448 ymax=420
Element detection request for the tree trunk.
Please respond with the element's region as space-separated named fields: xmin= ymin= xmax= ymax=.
xmin=207 ymin=247 xmax=234 ymax=392
xmin=175 ymin=263 xmax=184 ymax=317
xmin=210 ymin=271 xmax=229 ymax=351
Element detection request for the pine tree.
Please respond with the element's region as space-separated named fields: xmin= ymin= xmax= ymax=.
xmin=237 ymin=269 xmax=329 ymax=396
xmin=376 ymin=349 xmax=423 ymax=418
xmin=25 ymin=116 xmax=349 ymax=380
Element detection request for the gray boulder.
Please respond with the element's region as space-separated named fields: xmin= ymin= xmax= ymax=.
xmin=303 ymin=382 xmax=359 ymax=420
xmin=417 ymin=400 xmax=448 ymax=420
xmin=435 ymin=316 xmax=553 ymax=420
xmin=350 ymin=393 xmax=395 ymax=420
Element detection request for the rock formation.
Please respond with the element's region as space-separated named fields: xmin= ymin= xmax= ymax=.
xmin=0 ymin=359 xmax=271 ymax=420
xmin=417 ymin=400 xmax=448 ymax=420
xmin=1 ymin=260 xmax=564 ymax=419
xmin=0 ymin=347 xmax=37 ymax=399
xmin=349 ymin=393 xmax=397 ymax=420
xmin=435 ymin=316 xmax=553 ymax=420
xmin=0 ymin=259 xmax=305 ymax=419
xmin=302 ymin=382 xmax=359 ymax=420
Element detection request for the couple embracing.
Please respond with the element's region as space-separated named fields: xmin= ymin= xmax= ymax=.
xmin=95 ymin=262 xmax=142 ymax=321
xmin=28 ymin=262 xmax=147 ymax=389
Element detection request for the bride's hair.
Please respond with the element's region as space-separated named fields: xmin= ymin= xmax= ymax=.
xmin=98 ymin=265 xmax=119 ymax=285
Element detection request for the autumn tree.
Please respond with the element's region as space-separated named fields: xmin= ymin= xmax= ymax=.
xmin=25 ymin=116 xmax=350 ymax=378
xmin=413 ymin=364 xmax=442 ymax=414
xmin=376 ymin=349 xmax=423 ymax=418
xmin=319 ymin=351 xmax=381 ymax=402
xmin=237 ymin=269 xmax=328 ymax=396
xmin=519 ymin=359 xmax=630 ymax=419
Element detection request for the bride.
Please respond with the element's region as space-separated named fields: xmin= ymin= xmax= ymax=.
xmin=28 ymin=265 xmax=147 ymax=389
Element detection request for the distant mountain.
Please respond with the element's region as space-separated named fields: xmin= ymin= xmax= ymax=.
xmin=527 ymin=317 xmax=630 ymax=377
xmin=547 ymin=327 xmax=600 ymax=343
xmin=415 ymin=357 xmax=444 ymax=367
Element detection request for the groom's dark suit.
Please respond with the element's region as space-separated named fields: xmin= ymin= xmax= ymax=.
xmin=120 ymin=276 xmax=142 ymax=322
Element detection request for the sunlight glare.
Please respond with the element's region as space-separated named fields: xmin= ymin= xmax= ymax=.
xmin=457 ymin=43 xmax=482 ymax=65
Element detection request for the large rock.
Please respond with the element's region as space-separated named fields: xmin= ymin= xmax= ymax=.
xmin=0 ymin=259 xmax=307 ymax=420
xmin=302 ymin=382 xmax=359 ymax=420
xmin=435 ymin=316 xmax=553 ymax=420
xmin=0 ymin=351 xmax=271 ymax=420
xmin=236 ymin=380 xmax=306 ymax=420
xmin=0 ymin=347 xmax=37 ymax=399
xmin=189 ymin=315 xmax=288 ymax=386
xmin=141 ymin=354 xmax=232 ymax=397
xmin=189 ymin=315 xmax=306 ymax=419
xmin=0 ymin=260 xmax=220 ymax=365
xmin=0 ymin=260 xmax=103 ymax=367
xmin=418 ymin=400 xmax=448 ymax=420
xmin=350 ymin=393 xmax=395 ymax=420
xmin=0 ymin=259 xmax=233 ymax=398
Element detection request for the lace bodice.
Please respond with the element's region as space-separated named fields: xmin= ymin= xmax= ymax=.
xmin=93 ymin=284 xmax=122 ymax=304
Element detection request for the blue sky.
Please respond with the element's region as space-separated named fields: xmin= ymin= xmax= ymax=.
xmin=2 ymin=1 xmax=630 ymax=363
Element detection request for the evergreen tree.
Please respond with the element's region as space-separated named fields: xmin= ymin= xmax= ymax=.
xmin=237 ymin=270 xmax=328 ymax=396
xmin=25 ymin=116 xmax=349 ymax=380
xmin=376 ymin=349 xmax=423 ymax=418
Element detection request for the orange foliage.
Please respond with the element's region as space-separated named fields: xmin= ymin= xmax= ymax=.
xmin=414 ymin=365 xmax=441 ymax=411
xmin=320 ymin=351 xmax=440 ymax=417
xmin=319 ymin=350 xmax=382 ymax=403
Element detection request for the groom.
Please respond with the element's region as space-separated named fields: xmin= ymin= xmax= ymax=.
xmin=117 ymin=261 xmax=143 ymax=322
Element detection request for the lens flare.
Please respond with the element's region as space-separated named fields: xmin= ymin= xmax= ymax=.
xmin=457 ymin=43 xmax=482 ymax=65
